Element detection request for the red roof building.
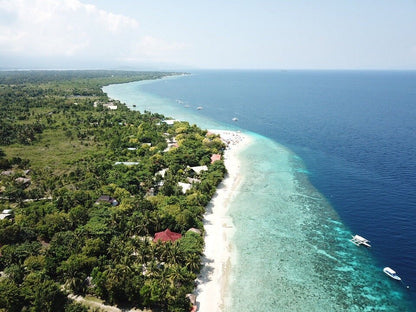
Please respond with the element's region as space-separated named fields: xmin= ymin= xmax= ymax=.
xmin=211 ymin=154 xmax=221 ymax=164
xmin=154 ymin=229 xmax=182 ymax=243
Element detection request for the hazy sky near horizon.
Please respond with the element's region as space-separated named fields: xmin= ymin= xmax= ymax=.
xmin=1 ymin=0 xmax=415 ymax=70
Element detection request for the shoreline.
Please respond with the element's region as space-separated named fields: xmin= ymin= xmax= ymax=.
xmin=195 ymin=129 xmax=253 ymax=312
xmin=103 ymin=79 xmax=253 ymax=311
xmin=103 ymin=75 xmax=416 ymax=312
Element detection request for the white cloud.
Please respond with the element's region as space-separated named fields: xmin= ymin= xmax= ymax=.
xmin=122 ymin=36 xmax=188 ymax=63
xmin=0 ymin=0 xmax=187 ymax=67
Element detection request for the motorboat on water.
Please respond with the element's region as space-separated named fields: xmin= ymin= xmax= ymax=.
xmin=350 ymin=234 xmax=371 ymax=248
xmin=383 ymin=267 xmax=401 ymax=281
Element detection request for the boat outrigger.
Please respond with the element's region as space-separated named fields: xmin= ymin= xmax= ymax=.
xmin=350 ymin=235 xmax=371 ymax=248
xmin=383 ymin=267 xmax=401 ymax=281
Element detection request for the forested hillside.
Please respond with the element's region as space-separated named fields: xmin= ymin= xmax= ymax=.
xmin=0 ymin=71 xmax=226 ymax=312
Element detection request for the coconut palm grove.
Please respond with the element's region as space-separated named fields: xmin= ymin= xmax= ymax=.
xmin=0 ymin=71 xmax=227 ymax=312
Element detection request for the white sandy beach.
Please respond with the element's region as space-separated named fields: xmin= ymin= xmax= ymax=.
xmin=195 ymin=130 xmax=253 ymax=312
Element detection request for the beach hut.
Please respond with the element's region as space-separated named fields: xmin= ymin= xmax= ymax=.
xmin=154 ymin=229 xmax=182 ymax=243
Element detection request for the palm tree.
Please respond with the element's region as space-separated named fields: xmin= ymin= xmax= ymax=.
xmin=185 ymin=253 xmax=201 ymax=274
xmin=128 ymin=212 xmax=151 ymax=236
xmin=166 ymin=242 xmax=183 ymax=265
xmin=104 ymin=264 xmax=132 ymax=304
xmin=166 ymin=264 xmax=186 ymax=288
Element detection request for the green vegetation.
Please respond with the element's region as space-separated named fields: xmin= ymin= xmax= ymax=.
xmin=0 ymin=70 xmax=226 ymax=311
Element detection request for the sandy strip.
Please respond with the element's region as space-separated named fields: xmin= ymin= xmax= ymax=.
xmin=195 ymin=130 xmax=253 ymax=312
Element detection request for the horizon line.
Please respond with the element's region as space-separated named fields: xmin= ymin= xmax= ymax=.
xmin=1 ymin=67 xmax=416 ymax=72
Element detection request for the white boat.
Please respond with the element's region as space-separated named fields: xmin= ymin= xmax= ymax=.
xmin=383 ymin=267 xmax=401 ymax=281
xmin=350 ymin=234 xmax=371 ymax=247
xmin=197 ymin=106 xmax=203 ymax=110
xmin=232 ymin=117 xmax=238 ymax=121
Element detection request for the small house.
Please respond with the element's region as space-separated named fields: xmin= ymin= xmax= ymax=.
xmin=187 ymin=177 xmax=201 ymax=184
xmin=164 ymin=119 xmax=179 ymax=126
xmin=15 ymin=177 xmax=31 ymax=187
xmin=0 ymin=209 xmax=13 ymax=220
xmin=95 ymin=195 xmax=118 ymax=206
xmin=114 ymin=161 xmax=140 ymax=166
xmin=15 ymin=177 xmax=31 ymax=184
xmin=189 ymin=165 xmax=208 ymax=175
xmin=103 ymin=103 xmax=118 ymax=110
xmin=178 ymin=182 xmax=192 ymax=194
xmin=156 ymin=168 xmax=168 ymax=178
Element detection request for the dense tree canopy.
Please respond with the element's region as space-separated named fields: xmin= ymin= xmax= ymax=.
xmin=0 ymin=70 xmax=226 ymax=311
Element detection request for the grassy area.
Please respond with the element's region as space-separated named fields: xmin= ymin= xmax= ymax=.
xmin=4 ymin=127 xmax=98 ymax=174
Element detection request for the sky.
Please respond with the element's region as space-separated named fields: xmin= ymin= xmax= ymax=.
xmin=0 ymin=0 xmax=416 ymax=70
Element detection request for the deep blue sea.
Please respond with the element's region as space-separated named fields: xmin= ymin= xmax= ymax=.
xmin=105 ymin=70 xmax=416 ymax=311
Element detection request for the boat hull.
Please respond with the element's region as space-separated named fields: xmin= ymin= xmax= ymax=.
xmin=383 ymin=267 xmax=401 ymax=281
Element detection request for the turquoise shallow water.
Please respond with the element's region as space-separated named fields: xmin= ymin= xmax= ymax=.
xmin=104 ymin=77 xmax=415 ymax=311
xmin=226 ymin=134 xmax=410 ymax=311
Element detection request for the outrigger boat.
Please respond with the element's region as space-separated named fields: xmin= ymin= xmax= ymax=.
xmin=350 ymin=234 xmax=371 ymax=248
xmin=383 ymin=267 xmax=401 ymax=281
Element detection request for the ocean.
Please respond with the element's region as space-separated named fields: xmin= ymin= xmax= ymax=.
xmin=104 ymin=70 xmax=416 ymax=311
